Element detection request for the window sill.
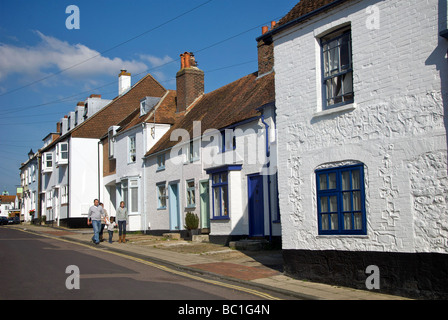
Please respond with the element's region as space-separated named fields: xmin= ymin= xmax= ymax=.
xmin=211 ymin=217 xmax=230 ymax=221
xmin=313 ymin=103 xmax=356 ymax=118
xmin=316 ymin=234 xmax=368 ymax=239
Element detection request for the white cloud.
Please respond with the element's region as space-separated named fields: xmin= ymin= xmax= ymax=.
xmin=139 ymin=54 xmax=174 ymax=68
xmin=0 ymin=31 xmax=149 ymax=82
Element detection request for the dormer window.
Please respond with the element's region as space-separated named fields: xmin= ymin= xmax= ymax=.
xmin=140 ymin=99 xmax=147 ymax=116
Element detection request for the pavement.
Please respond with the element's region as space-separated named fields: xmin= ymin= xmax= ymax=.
xmin=6 ymin=223 xmax=411 ymax=300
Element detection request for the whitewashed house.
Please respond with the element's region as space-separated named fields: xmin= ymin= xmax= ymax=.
xmin=38 ymin=94 xmax=112 ymax=226
xmin=98 ymin=72 xmax=168 ymax=230
xmin=20 ymin=149 xmax=39 ymax=222
xmin=264 ymin=0 xmax=448 ymax=298
xmin=103 ymin=89 xmax=175 ymax=231
xmin=143 ymin=50 xmax=280 ymax=244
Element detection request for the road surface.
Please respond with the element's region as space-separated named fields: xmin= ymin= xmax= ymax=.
xmin=0 ymin=227 xmax=286 ymax=301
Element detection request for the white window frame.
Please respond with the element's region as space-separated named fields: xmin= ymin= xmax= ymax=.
xmin=128 ymin=135 xmax=136 ymax=163
xmin=129 ymin=179 xmax=139 ymax=214
xmin=46 ymin=190 xmax=53 ymax=208
xmin=186 ymin=179 xmax=196 ymax=208
xmin=157 ymin=153 xmax=166 ymax=171
xmin=61 ymin=185 xmax=68 ymax=205
xmin=56 ymin=142 xmax=68 ymax=165
xmin=157 ymin=183 xmax=167 ymax=209
xmin=42 ymin=152 xmax=53 ymax=172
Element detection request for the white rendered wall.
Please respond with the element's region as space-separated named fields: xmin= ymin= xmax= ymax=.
xmin=274 ymin=0 xmax=448 ymax=254
xmin=69 ymin=138 xmax=100 ymax=218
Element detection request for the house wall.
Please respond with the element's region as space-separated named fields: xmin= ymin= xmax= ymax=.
xmin=114 ymin=126 xmax=144 ymax=231
xmin=69 ymin=138 xmax=100 ymax=220
xmin=145 ymin=108 xmax=281 ymax=242
xmin=274 ymin=0 xmax=448 ymax=298
xmin=20 ymin=159 xmax=39 ymax=221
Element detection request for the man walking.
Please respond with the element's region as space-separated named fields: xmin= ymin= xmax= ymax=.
xmin=87 ymin=199 xmax=103 ymax=245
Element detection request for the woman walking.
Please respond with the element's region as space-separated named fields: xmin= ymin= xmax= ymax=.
xmin=116 ymin=201 xmax=128 ymax=243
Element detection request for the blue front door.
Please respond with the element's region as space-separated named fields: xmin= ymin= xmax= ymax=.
xmin=169 ymin=183 xmax=180 ymax=231
xmin=248 ymin=174 xmax=264 ymax=237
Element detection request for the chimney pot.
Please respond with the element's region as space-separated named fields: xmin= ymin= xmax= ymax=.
xmin=180 ymin=53 xmax=185 ymax=69
xmin=118 ymin=70 xmax=131 ymax=95
xmin=271 ymin=21 xmax=276 ymax=29
xmin=262 ymin=26 xmax=269 ymax=35
xmin=184 ymin=52 xmax=191 ymax=68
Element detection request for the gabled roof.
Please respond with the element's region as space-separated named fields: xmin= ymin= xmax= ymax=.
xmin=257 ymin=0 xmax=351 ymax=41
xmin=112 ymin=90 xmax=178 ymax=137
xmin=145 ymin=71 xmax=275 ymax=157
xmin=72 ymin=73 xmax=166 ymax=139
xmin=0 ymin=195 xmax=16 ymax=204
xmin=39 ymin=73 xmax=166 ymax=153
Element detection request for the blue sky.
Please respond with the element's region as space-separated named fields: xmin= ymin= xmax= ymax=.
xmin=0 ymin=0 xmax=297 ymax=195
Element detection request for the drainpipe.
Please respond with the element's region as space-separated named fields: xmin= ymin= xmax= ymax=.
xmin=142 ymin=123 xmax=148 ymax=234
xmin=260 ymin=114 xmax=273 ymax=244
xmin=98 ymin=140 xmax=101 ymax=200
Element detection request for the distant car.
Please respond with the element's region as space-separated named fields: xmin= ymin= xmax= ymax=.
xmin=0 ymin=216 xmax=8 ymax=225
xmin=7 ymin=216 xmax=20 ymax=224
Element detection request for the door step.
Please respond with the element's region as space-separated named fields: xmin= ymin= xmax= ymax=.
xmin=229 ymin=239 xmax=268 ymax=251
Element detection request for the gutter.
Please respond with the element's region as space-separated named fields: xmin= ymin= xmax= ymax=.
xmin=260 ymin=113 xmax=273 ymax=244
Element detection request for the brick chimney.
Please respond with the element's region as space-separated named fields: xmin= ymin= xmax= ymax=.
xmin=176 ymin=52 xmax=204 ymax=113
xmin=118 ymin=70 xmax=131 ymax=96
xmin=257 ymin=21 xmax=276 ymax=76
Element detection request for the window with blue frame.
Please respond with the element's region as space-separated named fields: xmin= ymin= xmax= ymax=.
xmin=316 ymin=164 xmax=366 ymax=235
xmin=321 ymin=26 xmax=354 ymax=109
xmin=211 ymin=172 xmax=229 ymax=219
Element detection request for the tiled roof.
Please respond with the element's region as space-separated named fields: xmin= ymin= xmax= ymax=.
xmin=71 ymin=73 xmax=166 ymax=139
xmin=145 ymin=71 xmax=275 ymax=157
xmin=114 ymin=90 xmax=177 ymax=136
xmin=0 ymin=195 xmax=16 ymax=204
xmin=277 ymin=0 xmax=351 ymax=27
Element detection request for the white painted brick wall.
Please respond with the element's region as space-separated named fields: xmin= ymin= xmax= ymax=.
xmin=274 ymin=0 xmax=448 ymax=253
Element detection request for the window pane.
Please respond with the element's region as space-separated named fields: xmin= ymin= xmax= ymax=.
xmin=343 ymin=72 xmax=353 ymax=95
xmin=354 ymin=212 xmax=363 ymax=230
xmin=131 ymin=187 xmax=138 ymax=212
xmin=222 ymin=186 xmax=228 ymax=216
xmin=329 ymin=46 xmax=339 ymax=75
xmin=342 ymin=171 xmax=350 ymax=190
xmin=343 ymin=192 xmax=351 ymax=211
xmin=328 ymin=173 xmax=337 ymax=189
xmin=352 ymin=170 xmax=360 ymax=189
xmin=320 ymin=197 xmax=328 ymax=213
xmin=353 ymin=191 xmax=361 ymax=211
xmin=321 ymin=214 xmax=329 ymax=230
xmin=344 ymin=213 xmax=352 ymax=230
xmin=340 ymin=33 xmax=351 ymax=69
xmin=213 ymin=187 xmax=220 ymax=216
xmin=221 ymin=173 xmax=228 ymax=183
xmin=330 ymin=214 xmax=338 ymax=230
xmin=329 ymin=196 xmax=338 ymax=212
xmin=213 ymin=174 xmax=220 ymax=184
xmin=319 ymin=174 xmax=327 ymax=190
xmin=324 ymin=50 xmax=329 ymax=77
